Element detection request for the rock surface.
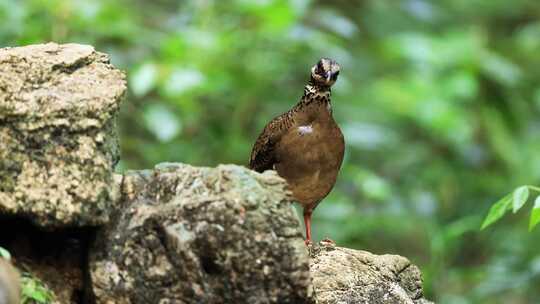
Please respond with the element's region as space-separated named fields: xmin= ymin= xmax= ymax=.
xmin=0 ymin=258 xmax=20 ymax=304
xmin=0 ymin=43 xmax=126 ymax=227
xmin=89 ymin=163 xmax=314 ymax=304
xmin=310 ymin=241 xmax=433 ymax=304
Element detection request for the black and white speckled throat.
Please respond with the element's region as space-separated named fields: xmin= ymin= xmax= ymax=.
xmin=301 ymin=84 xmax=332 ymax=111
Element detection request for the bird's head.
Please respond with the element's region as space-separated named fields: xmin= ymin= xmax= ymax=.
xmin=310 ymin=58 xmax=341 ymax=87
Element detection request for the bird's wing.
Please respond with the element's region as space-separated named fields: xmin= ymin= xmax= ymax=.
xmin=249 ymin=111 xmax=293 ymax=172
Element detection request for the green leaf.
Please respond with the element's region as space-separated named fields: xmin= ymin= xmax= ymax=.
xmin=481 ymin=194 xmax=512 ymax=230
xmin=512 ymin=186 xmax=529 ymax=213
xmin=529 ymin=196 xmax=540 ymax=231
xmin=0 ymin=247 xmax=11 ymax=260
xmin=32 ymin=289 xmax=48 ymax=303
xmin=21 ymin=275 xmax=54 ymax=303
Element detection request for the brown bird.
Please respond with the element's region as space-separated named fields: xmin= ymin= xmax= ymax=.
xmin=249 ymin=58 xmax=345 ymax=244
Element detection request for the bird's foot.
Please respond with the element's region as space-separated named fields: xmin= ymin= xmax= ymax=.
xmin=320 ymin=237 xmax=336 ymax=246
xmin=304 ymin=239 xmax=313 ymax=246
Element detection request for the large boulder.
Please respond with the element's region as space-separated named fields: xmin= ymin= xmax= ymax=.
xmin=89 ymin=163 xmax=314 ymax=304
xmin=0 ymin=43 xmax=126 ymax=228
xmin=310 ymin=241 xmax=433 ymax=304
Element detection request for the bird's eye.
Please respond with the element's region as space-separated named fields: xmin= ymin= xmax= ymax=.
xmin=316 ymin=62 xmax=324 ymax=74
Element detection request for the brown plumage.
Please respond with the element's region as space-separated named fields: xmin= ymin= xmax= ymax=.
xmin=249 ymin=58 xmax=345 ymax=244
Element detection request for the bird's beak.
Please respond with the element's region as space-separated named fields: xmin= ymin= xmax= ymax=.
xmin=326 ymin=72 xmax=332 ymax=82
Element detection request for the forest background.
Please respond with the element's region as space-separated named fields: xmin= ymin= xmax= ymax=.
xmin=1 ymin=0 xmax=540 ymax=303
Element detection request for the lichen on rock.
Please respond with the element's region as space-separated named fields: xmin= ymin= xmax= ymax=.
xmin=0 ymin=43 xmax=126 ymax=227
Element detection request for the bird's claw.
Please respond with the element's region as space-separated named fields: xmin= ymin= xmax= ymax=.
xmin=320 ymin=238 xmax=336 ymax=246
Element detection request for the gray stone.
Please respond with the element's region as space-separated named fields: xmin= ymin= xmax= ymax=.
xmin=310 ymin=241 xmax=433 ymax=304
xmin=0 ymin=259 xmax=20 ymax=304
xmin=89 ymin=163 xmax=314 ymax=304
xmin=0 ymin=43 xmax=126 ymax=227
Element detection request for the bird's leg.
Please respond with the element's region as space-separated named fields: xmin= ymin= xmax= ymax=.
xmin=303 ymin=210 xmax=313 ymax=245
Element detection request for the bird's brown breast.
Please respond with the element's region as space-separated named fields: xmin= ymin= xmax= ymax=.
xmin=274 ymin=105 xmax=344 ymax=211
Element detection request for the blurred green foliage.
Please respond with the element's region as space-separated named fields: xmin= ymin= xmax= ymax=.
xmin=21 ymin=273 xmax=54 ymax=304
xmin=0 ymin=247 xmax=54 ymax=304
xmin=1 ymin=0 xmax=540 ymax=302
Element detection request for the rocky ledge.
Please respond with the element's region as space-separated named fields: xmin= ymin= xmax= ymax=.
xmin=0 ymin=43 xmax=432 ymax=304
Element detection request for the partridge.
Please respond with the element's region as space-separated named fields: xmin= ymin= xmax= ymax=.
xmin=249 ymin=58 xmax=345 ymax=244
